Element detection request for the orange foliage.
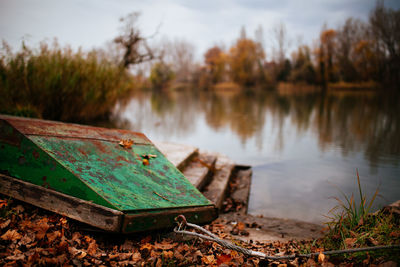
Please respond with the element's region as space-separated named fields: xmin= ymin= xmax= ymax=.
xmin=228 ymin=38 xmax=265 ymax=86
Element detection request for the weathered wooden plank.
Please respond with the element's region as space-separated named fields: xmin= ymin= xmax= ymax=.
xmin=230 ymin=168 xmax=252 ymax=214
xmin=0 ymin=174 xmax=123 ymax=232
xmin=2 ymin=114 xmax=152 ymax=144
xmin=154 ymin=141 xmax=199 ymax=171
xmin=122 ymin=206 xmax=218 ymax=233
xmin=202 ymin=155 xmax=235 ymax=209
xmin=182 ymin=153 xmax=217 ymax=190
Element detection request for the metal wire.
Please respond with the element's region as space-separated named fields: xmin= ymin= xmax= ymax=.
xmin=174 ymin=215 xmax=400 ymax=260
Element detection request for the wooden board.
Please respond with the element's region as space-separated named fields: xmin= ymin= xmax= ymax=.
xmin=0 ymin=174 xmax=123 ymax=232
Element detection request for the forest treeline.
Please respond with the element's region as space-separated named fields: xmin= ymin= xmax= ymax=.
xmin=149 ymin=1 xmax=399 ymax=90
xmin=0 ymin=1 xmax=398 ymax=122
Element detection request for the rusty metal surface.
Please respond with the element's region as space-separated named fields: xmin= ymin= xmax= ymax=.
xmin=3 ymin=115 xmax=152 ymax=145
xmin=0 ymin=115 xmax=213 ymax=213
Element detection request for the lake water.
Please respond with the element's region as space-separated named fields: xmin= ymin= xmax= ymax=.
xmin=113 ymin=88 xmax=400 ymax=224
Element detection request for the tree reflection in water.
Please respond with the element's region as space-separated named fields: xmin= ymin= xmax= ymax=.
xmin=115 ymin=88 xmax=400 ymax=222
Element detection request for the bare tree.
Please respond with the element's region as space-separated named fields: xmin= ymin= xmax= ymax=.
xmin=114 ymin=12 xmax=156 ymax=69
xmin=369 ymin=0 xmax=400 ymax=83
xmin=272 ymin=22 xmax=290 ymax=64
xmin=157 ymin=38 xmax=196 ymax=83
xmin=336 ymin=18 xmax=366 ymax=81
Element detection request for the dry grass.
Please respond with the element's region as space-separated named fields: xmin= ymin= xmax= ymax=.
xmin=0 ymin=41 xmax=134 ymax=122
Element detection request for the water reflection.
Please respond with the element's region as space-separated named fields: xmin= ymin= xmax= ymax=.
xmin=115 ymin=88 xmax=400 ymax=223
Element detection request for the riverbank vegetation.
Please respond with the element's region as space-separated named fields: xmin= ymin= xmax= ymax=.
xmin=1 ymin=1 xmax=398 ymax=123
xmin=160 ymin=0 xmax=399 ymax=91
xmin=0 ymin=42 xmax=134 ymax=121
xmin=316 ymin=171 xmax=400 ymax=263
xmin=0 ymin=12 xmax=153 ymax=122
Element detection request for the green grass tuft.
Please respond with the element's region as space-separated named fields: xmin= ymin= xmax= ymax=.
xmin=317 ymin=170 xmax=400 ymax=263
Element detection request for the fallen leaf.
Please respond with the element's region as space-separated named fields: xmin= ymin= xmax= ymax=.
xmin=0 ymin=219 xmax=11 ymax=229
xmin=19 ymin=219 xmax=32 ymax=230
xmin=72 ymin=232 xmax=82 ymax=245
xmin=1 ymin=229 xmax=22 ymax=241
xmin=176 ymin=244 xmax=190 ymax=253
xmin=162 ymin=250 xmax=173 ymax=259
xmin=33 ymin=218 xmax=50 ymax=240
xmin=45 ymin=254 xmax=68 ymax=265
xmin=118 ymin=253 xmax=133 ymax=260
xmin=27 ymin=252 xmax=40 ymax=264
xmin=56 ymin=239 xmax=69 ymax=253
xmin=155 ymin=258 xmax=162 ymax=267
xmin=83 ymin=235 xmax=93 ymax=243
xmin=193 ymin=250 xmax=203 ymax=260
xmin=87 ymin=240 xmax=98 ymax=256
xmin=140 ymin=243 xmax=153 ymax=251
xmin=150 ymin=249 xmax=160 ymax=258
xmin=19 ymin=232 xmax=35 ymax=245
xmin=318 ymin=252 xmax=325 ymax=263
xmin=202 ymin=254 xmax=216 ymax=265
xmin=0 ymin=199 xmax=8 ymax=208
xmin=69 ymin=246 xmax=85 ymax=257
xmin=217 ymin=253 xmax=232 ymax=265
xmin=154 ymin=240 xmax=177 ymax=250
xmin=59 ymin=217 xmax=68 ymax=226
xmin=6 ymin=254 xmax=25 ymax=261
xmin=174 ymin=250 xmax=185 ymax=261
xmin=119 ymin=139 xmax=134 ymax=149
xmin=108 ymin=253 xmax=119 ymax=260
xmin=47 ymin=230 xmax=61 ymax=243
xmin=344 ymin=238 xmax=357 ymax=248
xmin=77 ymin=250 xmax=88 ymax=259
xmin=237 ymin=222 xmax=245 ymax=231
xmin=131 ymin=252 xmax=142 ymax=263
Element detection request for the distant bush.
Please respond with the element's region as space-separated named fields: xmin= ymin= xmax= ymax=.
xmin=0 ymin=41 xmax=133 ymax=122
xmin=149 ymin=62 xmax=175 ymax=90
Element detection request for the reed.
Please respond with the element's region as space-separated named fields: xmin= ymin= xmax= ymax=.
xmin=319 ymin=171 xmax=399 ymax=258
xmin=0 ymin=41 xmax=133 ymax=122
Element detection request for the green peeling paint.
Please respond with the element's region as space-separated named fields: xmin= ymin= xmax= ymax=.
xmin=0 ymin=115 xmax=212 ymax=213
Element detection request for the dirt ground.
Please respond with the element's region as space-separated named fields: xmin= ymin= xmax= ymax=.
xmin=220 ymin=168 xmax=323 ymax=243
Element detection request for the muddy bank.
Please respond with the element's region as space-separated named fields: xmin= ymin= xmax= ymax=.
xmin=221 ymin=167 xmax=323 ymax=242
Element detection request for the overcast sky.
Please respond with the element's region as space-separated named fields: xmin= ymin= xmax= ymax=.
xmin=1 ymin=0 xmax=399 ymax=60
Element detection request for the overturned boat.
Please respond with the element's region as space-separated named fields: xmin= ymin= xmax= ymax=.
xmin=0 ymin=115 xmax=217 ymax=233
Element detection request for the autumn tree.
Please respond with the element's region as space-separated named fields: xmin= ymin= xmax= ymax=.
xmin=228 ymin=37 xmax=266 ymax=87
xmin=318 ymin=28 xmax=338 ymax=85
xmin=204 ymin=46 xmax=227 ymax=83
xmin=289 ymin=45 xmax=316 ymax=84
